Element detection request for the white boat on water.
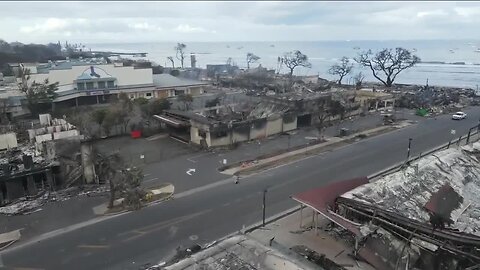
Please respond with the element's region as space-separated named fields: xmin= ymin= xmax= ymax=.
xmin=475 ymin=48 xmax=480 ymax=53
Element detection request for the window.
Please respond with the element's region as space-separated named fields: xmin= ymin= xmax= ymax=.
xmin=86 ymin=82 xmax=94 ymax=90
xmin=174 ymin=89 xmax=185 ymax=96
xmin=77 ymin=83 xmax=85 ymax=90
xmin=97 ymin=81 xmax=106 ymax=89
xmin=145 ymin=92 xmax=152 ymax=97
xmin=107 ymin=81 xmax=115 ymax=88
xmin=130 ymin=94 xmax=135 ymax=99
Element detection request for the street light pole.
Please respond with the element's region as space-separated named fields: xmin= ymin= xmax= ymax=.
xmin=262 ymin=189 xmax=267 ymax=227
xmin=406 ymin=138 xmax=413 ymax=161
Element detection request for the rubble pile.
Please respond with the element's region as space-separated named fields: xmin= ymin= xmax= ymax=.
xmin=343 ymin=142 xmax=480 ymax=235
xmin=0 ymin=144 xmax=46 ymax=177
xmin=394 ymin=85 xmax=478 ymax=114
xmin=0 ymin=191 xmax=49 ymax=216
xmin=0 ymin=185 xmax=109 ymax=216
xmin=291 ymin=245 xmax=347 ymax=270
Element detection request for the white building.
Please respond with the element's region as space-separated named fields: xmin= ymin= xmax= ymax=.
xmin=23 ymin=63 xmax=209 ymax=110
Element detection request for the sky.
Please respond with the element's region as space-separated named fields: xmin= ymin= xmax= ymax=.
xmin=1 ymin=1 xmax=480 ymax=43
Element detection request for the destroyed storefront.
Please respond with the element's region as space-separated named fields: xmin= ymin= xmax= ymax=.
xmin=293 ymin=142 xmax=480 ymax=270
xmin=155 ymin=102 xmax=298 ymax=148
xmin=0 ymin=146 xmax=60 ymax=205
xmin=0 ymin=114 xmax=86 ymax=205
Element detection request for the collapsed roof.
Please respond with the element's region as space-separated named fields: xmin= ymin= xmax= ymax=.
xmin=342 ymin=142 xmax=480 ymax=236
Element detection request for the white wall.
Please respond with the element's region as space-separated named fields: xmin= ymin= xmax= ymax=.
xmin=35 ymin=133 xmax=53 ymax=143
xmin=266 ymin=116 xmax=283 ymax=136
xmin=0 ymin=133 xmax=18 ymax=150
xmin=53 ymin=130 xmax=80 ymax=140
xmin=29 ymin=64 xmax=153 ymax=91
xmin=283 ymin=118 xmax=297 ymax=132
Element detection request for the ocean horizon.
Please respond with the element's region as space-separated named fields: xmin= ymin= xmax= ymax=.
xmin=88 ymin=40 xmax=480 ymax=89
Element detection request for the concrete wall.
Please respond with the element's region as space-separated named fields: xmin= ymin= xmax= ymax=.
xmin=0 ymin=133 xmax=17 ymax=150
xmin=283 ymin=113 xmax=297 ymax=132
xmin=53 ymin=130 xmax=80 ymax=140
xmin=39 ymin=114 xmax=52 ymax=126
xmin=250 ymin=119 xmax=267 ymax=140
xmin=266 ymin=115 xmax=283 ymax=136
xmin=232 ymin=123 xmax=250 ymax=143
xmin=208 ymin=132 xmax=231 ymax=147
xmin=190 ymin=126 xmax=202 ymax=145
xmin=35 ymin=133 xmax=53 ymax=143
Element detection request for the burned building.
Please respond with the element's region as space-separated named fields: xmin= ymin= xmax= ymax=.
xmin=293 ymin=142 xmax=480 ymax=270
xmin=155 ymin=102 xmax=297 ymax=148
xmin=0 ymin=114 xmax=88 ymax=205
xmin=0 ymin=145 xmax=60 ymax=205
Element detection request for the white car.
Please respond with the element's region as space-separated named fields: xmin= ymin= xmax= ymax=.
xmin=452 ymin=112 xmax=467 ymax=120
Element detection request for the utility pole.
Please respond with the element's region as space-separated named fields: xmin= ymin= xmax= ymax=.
xmin=262 ymin=189 xmax=267 ymax=227
xmin=406 ymin=138 xmax=413 ymax=161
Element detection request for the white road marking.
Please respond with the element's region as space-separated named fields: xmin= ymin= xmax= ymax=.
xmin=186 ymin=168 xmax=196 ymax=175
xmin=175 ymin=177 xmax=235 ymax=199
xmin=144 ymin=177 xmax=159 ymax=183
xmin=187 ymin=152 xmax=215 ymax=163
xmin=0 ymin=213 xmax=128 ymax=254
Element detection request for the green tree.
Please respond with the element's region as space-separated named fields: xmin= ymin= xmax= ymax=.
xmin=133 ymin=97 xmax=149 ymax=106
xmin=148 ymin=98 xmax=171 ymax=115
xmin=170 ymin=69 xmax=180 ymax=77
xmin=329 ymin=100 xmax=346 ymax=120
xmin=102 ymin=109 xmax=117 ymax=136
xmin=17 ymin=67 xmax=58 ymax=116
xmin=91 ymin=108 xmax=108 ymax=126
xmin=177 ymin=93 xmax=193 ymax=111
xmin=152 ymin=65 xmax=164 ymax=74
xmin=95 ymin=152 xmax=145 ymax=210
xmin=355 ymin=47 xmax=420 ymax=87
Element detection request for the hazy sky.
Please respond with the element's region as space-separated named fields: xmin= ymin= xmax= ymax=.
xmin=1 ymin=1 xmax=480 ymax=43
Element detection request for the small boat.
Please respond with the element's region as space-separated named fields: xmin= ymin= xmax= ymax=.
xmin=237 ymin=46 xmax=243 ymax=50
xmin=353 ymin=47 xmax=360 ymax=50
xmin=412 ymin=48 xmax=417 ymax=52
xmin=449 ymin=49 xmax=455 ymax=53
xmin=475 ymin=48 xmax=480 ymax=53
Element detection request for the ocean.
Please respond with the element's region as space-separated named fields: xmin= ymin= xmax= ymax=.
xmin=88 ymin=40 xmax=480 ymax=90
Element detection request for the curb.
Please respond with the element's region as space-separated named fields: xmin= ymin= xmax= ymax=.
xmin=224 ymin=123 xmax=407 ymax=176
xmin=97 ymin=184 xmax=175 ymax=216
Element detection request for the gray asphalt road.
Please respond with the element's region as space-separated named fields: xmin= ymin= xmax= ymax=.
xmin=2 ymin=107 xmax=480 ymax=270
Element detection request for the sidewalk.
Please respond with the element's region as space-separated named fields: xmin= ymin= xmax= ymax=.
xmin=221 ymin=121 xmax=412 ymax=175
xmin=0 ymin=110 xmax=417 ymax=251
xmin=247 ymin=207 xmax=375 ymax=270
xmin=139 ymin=111 xmax=410 ymax=193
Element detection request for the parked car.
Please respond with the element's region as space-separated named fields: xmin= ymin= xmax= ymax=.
xmin=452 ymin=111 xmax=467 ymax=120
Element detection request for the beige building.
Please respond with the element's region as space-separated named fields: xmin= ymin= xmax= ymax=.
xmin=23 ymin=63 xmax=209 ymax=109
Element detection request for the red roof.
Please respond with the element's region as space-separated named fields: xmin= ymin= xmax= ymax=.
xmin=292 ymin=177 xmax=369 ymax=235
